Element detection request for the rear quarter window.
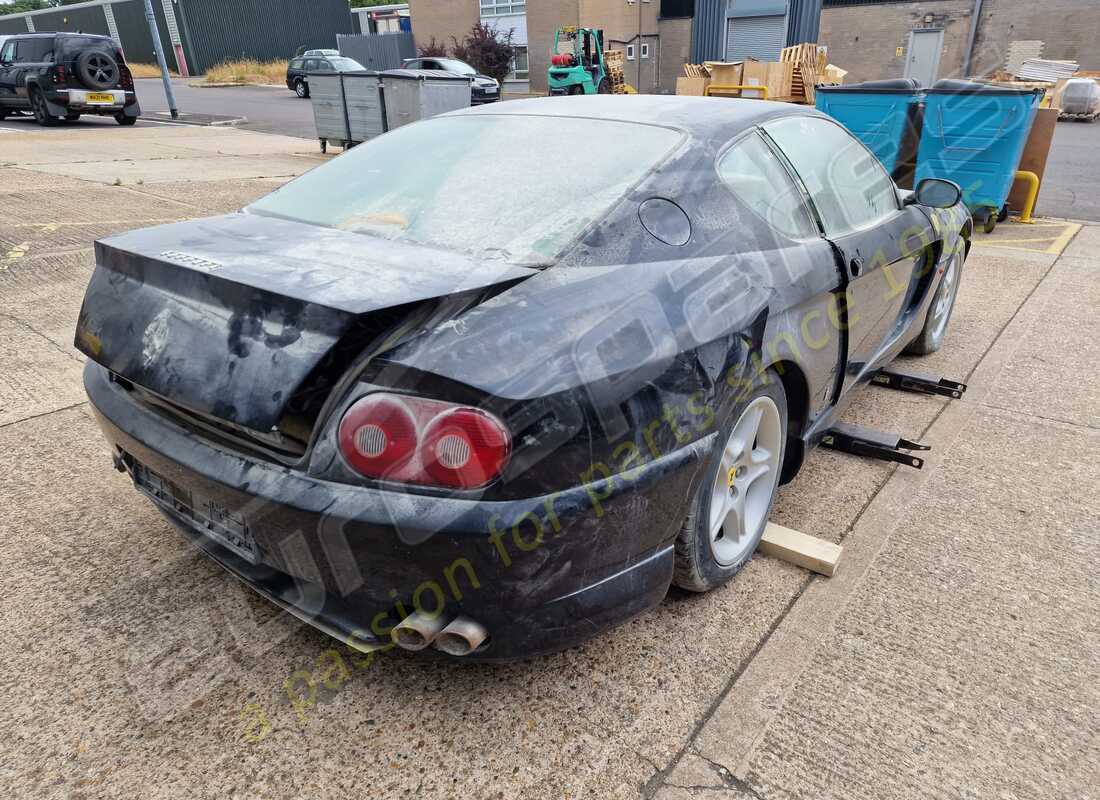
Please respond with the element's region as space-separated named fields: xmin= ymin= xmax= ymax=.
xmin=717 ymin=131 xmax=819 ymax=240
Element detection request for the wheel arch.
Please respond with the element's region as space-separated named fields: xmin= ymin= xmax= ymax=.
xmin=960 ymin=216 xmax=973 ymax=258
xmin=768 ymin=359 xmax=809 ymax=485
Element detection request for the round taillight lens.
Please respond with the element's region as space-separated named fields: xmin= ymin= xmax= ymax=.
xmin=338 ymin=394 xmax=417 ymax=478
xmin=421 ymin=408 xmax=511 ymax=489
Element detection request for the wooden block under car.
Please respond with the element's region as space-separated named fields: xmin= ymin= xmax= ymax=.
xmin=758 ymin=523 xmax=843 ymax=577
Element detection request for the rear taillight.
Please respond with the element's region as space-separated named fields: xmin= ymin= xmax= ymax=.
xmin=119 ymin=64 xmax=134 ymax=90
xmin=337 ymin=393 xmax=511 ymax=489
xmin=50 ymin=65 xmax=66 ymax=84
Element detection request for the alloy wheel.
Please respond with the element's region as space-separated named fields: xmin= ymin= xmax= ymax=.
xmin=708 ymin=396 xmax=783 ymax=566
xmin=928 ymin=249 xmax=962 ymax=342
xmin=87 ymin=53 xmax=117 ymax=86
xmin=31 ymin=90 xmax=49 ymax=124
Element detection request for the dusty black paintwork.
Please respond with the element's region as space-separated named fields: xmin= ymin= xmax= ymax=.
xmin=76 ymin=96 xmax=971 ymax=660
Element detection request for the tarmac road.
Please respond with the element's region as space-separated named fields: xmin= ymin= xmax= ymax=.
xmin=1038 ymin=117 xmax=1100 ymax=221
xmin=134 ymin=77 xmax=318 ymax=139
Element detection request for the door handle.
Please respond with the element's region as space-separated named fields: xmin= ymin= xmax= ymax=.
xmin=849 ymin=256 xmax=864 ymax=277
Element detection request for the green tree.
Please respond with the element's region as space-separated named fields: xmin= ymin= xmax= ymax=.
xmin=450 ymin=22 xmax=515 ymax=86
xmin=2 ymin=0 xmax=49 ymax=13
xmin=349 ymin=0 xmax=397 ymax=7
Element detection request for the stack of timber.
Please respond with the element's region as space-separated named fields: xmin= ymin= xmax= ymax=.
xmin=604 ymin=50 xmax=627 ymax=94
xmin=781 ymin=43 xmax=824 ymax=104
xmin=1015 ymin=58 xmax=1079 ymax=82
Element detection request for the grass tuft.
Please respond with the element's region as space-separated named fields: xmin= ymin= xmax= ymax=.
xmin=127 ymin=62 xmax=179 ymax=79
xmin=203 ymin=59 xmax=287 ymax=86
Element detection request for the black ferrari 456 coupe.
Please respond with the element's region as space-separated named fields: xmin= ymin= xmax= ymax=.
xmin=75 ymin=96 xmax=970 ymax=660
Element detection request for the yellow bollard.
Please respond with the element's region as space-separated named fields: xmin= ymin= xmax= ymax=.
xmin=1014 ymin=170 xmax=1040 ymax=224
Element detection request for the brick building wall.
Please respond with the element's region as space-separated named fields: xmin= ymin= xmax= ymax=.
xmin=820 ymin=0 xmax=974 ymax=84
xmin=527 ymin=0 xmax=582 ymax=93
xmin=820 ymin=0 xmax=1100 ymax=84
xmin=578 ymin=0 xmax=660 ymax=91
xmin=407 ymin=0 xmax=479 ymax=54
xmin=970 ymin=0 xmax=1100 ymax=76
xmin=657 ymin=17 xmax=693 ymax=95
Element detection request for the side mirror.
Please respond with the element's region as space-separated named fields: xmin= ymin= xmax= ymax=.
xmin=913 ymin=178 xmax=962 ymax=209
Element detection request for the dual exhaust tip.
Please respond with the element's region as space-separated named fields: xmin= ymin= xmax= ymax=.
xmin=391 ymin=611 xmax=488 ymax=657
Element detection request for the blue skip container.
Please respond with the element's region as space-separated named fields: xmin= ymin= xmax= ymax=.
xmin=915 ymin=80 xmax=1042 ymax=229
xmin=815 ymin=79 xmax=924 ymax=188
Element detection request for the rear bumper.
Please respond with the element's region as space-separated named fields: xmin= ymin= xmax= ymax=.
xmin=84 ymin=362 xmax=708 ymax=660
xmin=47 ymin=88 xmax=139 ymax=116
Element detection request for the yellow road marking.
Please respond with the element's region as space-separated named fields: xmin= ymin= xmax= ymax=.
xmin=1045 ymin=222 xmax=1082 ymax=255
xmin=974 ymin=237 xmax=1059 ymax=245
xmin=1 ymin=241 xmax=30 ymax=270
xmin=971 ymin=222 xmax=1082 ymax=257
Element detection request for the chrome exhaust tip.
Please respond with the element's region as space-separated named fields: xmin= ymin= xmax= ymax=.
xmin=433 ymin=617 xmax=488 ymax=657
xmin=391 ymin=611 xmax=449 ymax=651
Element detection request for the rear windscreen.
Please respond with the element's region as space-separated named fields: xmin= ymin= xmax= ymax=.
xmin=58 ymin=36 xmax=117 ymax=56
xmin=247 ymin=114 xmax=682 ymax=266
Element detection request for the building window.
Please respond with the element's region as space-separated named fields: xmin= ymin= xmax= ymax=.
xmin=640 ymin=43 xmax=650 ymax=59
xmin=660 ymin=0 xmax=695 ymax=18
xmin=511 ymin=45 xmax=529 ymax=79
xmin=626 ymin=44 xmax=636 ymax=60
xmin=480 ymin=1 xmax=525 ymax=16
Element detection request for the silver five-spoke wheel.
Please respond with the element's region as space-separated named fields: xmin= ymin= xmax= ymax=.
xmin=927 ymin=248 xmax=962 ymax=342
xmin=708 ymin=396 xmax=783 ymax=566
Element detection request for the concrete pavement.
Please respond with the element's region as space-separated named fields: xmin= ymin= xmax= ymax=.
xmin=0 ymin=123 xmax=1097 ymax=799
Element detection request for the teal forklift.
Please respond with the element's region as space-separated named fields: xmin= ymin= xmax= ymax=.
xmin=548 ymin=26 xmax=611 ymax=95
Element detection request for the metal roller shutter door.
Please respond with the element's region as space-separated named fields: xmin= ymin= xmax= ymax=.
xmin=725 ymin=14 xmax=787 ymax=61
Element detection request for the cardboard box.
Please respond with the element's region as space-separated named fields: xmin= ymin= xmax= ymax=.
xmin=1007 ymin=107 xmax=1059 ymax=214
xmin=703 ymin=61 xmax=743 ymax=89
xmin=676 ymin=76 xmax=711 ymax=96
xmin=767 ymin=61 xmax=795 ymax=97
xmin=822 ymin=64 xmax=848 ymax=85
xmin=740 ymin=60 xmax=770 ymax=98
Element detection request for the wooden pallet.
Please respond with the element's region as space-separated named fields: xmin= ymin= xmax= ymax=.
xmin=781 ymin=43 xmax=822 ymax=105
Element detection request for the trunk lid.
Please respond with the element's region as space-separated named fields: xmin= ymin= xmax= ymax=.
xmin=75 ymin=213 xmax=535 ymax=432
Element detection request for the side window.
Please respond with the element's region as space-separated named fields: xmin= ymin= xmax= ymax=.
xmin=289 ymin=59 xmax=303 ymax=70
xmin=316 ymin=60 xmax=335 ymax=73
xmin=17 ymin=38 xmax=53 ymax=63
xmin=303 ymin=58 xmax=319 ymax=71
xmin=764 ymin=116 xmax=898 ymax=236
xmin=717 ymin=131 xmax=818 ymax=240
xmin=0 ymin=41 xmax=15 ymax=64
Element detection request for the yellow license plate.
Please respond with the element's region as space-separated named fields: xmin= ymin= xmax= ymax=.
xmin=87 ymin=93 xmax=114 ymax=104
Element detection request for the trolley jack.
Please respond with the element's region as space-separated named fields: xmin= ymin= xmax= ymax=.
xmin=821 ymin=423 xmax=931 ymax=469
xmin=870 ymin=368 xmax=967 ymax=399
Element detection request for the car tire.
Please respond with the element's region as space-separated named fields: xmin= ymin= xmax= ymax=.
xmin=673 ymin=368 xmax=787 ymax=593
xmin=905 ymin=245 xmax=964 ymax=356
xmin=597 ymin=77 xmax=611 ymax=94
xmin=115 ymin=112 xmax=137 ymax=126
xmin=0 ymin=107 xmax=8 ymax=121
xmin=30 ymin=88 xmax=60 ymax=127
xmin=569 ymin=85 xmax=585 ymax=95
xmin=76 ymin=50 xmax=120 ymax=91
xmin=295 ymin=79 xmax=309 ymax=98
